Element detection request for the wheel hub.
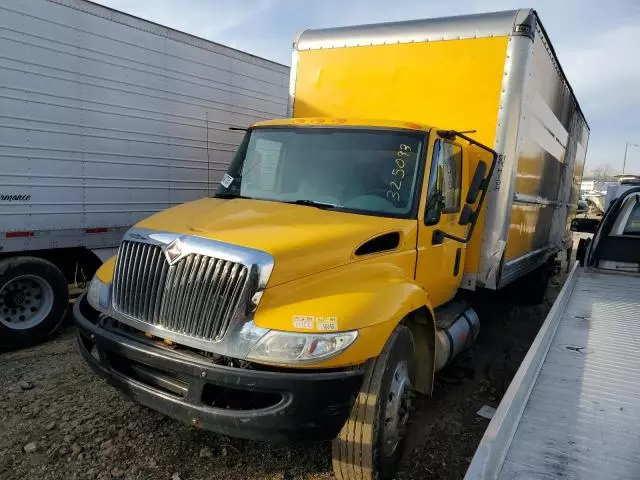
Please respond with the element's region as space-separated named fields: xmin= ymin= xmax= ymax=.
xmin=0 ymin=275 xmax=54 ymax=330
xmin=383 ymin=360 xmax=412 ymax=457
xmin=5 ymin=290 xmax=25 ymax=308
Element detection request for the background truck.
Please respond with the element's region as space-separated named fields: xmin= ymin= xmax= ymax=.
xmin=73 ymin=9 xmax=588 ymax=480
xmin=0 ymin=0 xmax=289 ymax=347
xmin=465 ymin=185 xmax=640 ymax=480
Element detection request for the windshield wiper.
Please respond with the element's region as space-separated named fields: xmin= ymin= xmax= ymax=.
xmin=214 ymin=194 xmax=339 ymax=209
xmin=289 ymin=199 xmax=340 ymax=210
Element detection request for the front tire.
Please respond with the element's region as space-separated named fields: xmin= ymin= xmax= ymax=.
xmin=0 ymin=257 xmax=69 ymax=348
xmin=332 ymin=325 xmax=415 ymax=480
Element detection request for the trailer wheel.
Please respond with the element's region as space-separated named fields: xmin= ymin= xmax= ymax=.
xmin=332 ymin=325 xmax=415 ymax=480
xmin=0 ymin=257 xmax=69 ymax=348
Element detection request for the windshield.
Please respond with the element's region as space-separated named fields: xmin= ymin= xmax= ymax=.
xmin=216 ymin=127 xmax=426 ymax=217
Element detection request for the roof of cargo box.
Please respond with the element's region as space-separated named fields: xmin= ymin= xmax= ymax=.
xmin=295 ymin=9 xmax=588 ymax=129
xmin=296 ymin=9 xmax=534 ymax=50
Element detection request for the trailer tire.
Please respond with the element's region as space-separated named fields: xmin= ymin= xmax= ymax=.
xmin=332 ymin=325 xmax=415 ymax=480
xmin=0 ymin=257 xmax=69 ymax=349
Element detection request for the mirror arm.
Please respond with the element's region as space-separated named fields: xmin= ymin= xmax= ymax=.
xmin=433 ymin=208 xmax=477 ymax=245
xmin=432 ymin=229 xmax=468 ymax=245
xmin=437 ymin=130 xmax=496 ymax=156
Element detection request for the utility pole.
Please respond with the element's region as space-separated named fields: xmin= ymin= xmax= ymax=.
xmin=623 ymin=142 xmax=640 ymax=174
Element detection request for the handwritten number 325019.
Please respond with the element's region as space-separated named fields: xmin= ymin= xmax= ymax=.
xmin=387 ymin=144 xmax=411 ymax=203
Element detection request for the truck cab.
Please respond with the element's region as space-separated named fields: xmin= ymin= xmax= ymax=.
xmin=75 ymin=117 xmax=494 ymax=478
xmin=215 ymin=118 xmax=492 ymax=309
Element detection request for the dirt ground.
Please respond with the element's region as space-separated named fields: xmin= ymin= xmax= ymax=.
xmin=0 ymin=264 xmax=571 ymax=480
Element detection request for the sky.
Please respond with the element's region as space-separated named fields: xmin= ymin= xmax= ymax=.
xmin=95 ymin=0 xmax=640 ymax=174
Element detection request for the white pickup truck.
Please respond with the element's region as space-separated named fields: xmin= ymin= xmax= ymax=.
xmin=466 ymin=185 xmax=640 ymax=479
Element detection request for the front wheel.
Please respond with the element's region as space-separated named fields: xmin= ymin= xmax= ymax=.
xmin=332 ymin=325 xmax=415 ymax=480
xmin=0 ymin=257 xmax=69 ymax=348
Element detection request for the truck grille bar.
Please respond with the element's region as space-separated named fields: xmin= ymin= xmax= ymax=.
xmin=112 ymin=240 xmax=249 ymax=342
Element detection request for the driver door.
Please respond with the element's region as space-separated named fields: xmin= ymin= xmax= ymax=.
xmin=416 ymin=137 xmax=469 ymax=307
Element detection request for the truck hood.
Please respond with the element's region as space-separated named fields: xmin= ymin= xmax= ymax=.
xmin=136 ymin=197 xmax=415 ymax=287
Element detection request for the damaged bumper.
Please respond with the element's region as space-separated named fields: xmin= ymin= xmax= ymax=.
xmin=73 ymin=294 xmax=364 ymax=442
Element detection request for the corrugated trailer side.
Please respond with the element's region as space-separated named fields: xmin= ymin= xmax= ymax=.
xmin=0 ymin=0 xmax=289 ymax=253
xmin=0 ymin=0 xmax=288 ymax=347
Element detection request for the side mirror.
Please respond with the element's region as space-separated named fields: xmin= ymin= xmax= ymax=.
xmin=576 ymin=237 xmax=590 ymax=266
xmin=458 ymin=204 xmax=474 ymax=226
xmin=570 ymin=218 xmax=599 ymax=233
xmin=466 ymin=160 xmax=487 ymax=204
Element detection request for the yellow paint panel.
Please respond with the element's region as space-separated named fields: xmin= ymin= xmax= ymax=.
xmin=515 ymin=154 xmax=545 ymax=196
xmin=135 ymin=197 xmax=416 ymax=287
xmin=293 ymin=36 xmax=509 ymax=150
xmin=96 ymin=255 xmax=115 ymax=283
xmin=504 ymin=204 xmax=548 ymax=261
xmin=254 ymin=249 xmax=432 ymax=368
xmin=94 ymin=197 xmax=417 ymax=290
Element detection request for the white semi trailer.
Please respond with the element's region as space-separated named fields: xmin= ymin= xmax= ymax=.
xmin=0 ymin=0 xmax=289 ymax=347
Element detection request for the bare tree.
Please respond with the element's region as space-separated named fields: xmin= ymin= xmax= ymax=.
xmin=587 ymin=163 xmax=618 ymax=182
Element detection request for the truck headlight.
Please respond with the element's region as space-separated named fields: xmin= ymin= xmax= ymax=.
xmin=246 ymin=330 xmax=358 ymax=365
xmin=87 ymin=276 xmax=111 ymax=312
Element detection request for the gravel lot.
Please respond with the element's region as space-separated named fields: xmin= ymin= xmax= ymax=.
xmin=0 ymin=265 xmax=569 ymax=480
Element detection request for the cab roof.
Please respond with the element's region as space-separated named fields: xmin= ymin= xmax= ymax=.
xmin=251 ymin=117 xmax=433 ymax=133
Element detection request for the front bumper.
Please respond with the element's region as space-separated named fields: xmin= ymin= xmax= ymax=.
xmin=73 ymin=294 xmax=364 ymax=442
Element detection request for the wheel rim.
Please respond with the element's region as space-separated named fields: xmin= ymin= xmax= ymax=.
xmin=0 ymin=275 xmax=55 ymax=330
xmin=383 ymin=360 xmax=412 ymax=457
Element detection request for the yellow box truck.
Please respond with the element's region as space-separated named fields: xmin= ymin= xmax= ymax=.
xmin=74 ymin=9 xmax=588 ymax=480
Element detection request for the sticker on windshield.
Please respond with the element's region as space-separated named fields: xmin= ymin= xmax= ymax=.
xmin=220 ymin=173 xmax=234 ymax=188
xmin=316 ymin=317 xmax=338 ymax=331
xmin=293 ymin=315 xmax=314 ymax=329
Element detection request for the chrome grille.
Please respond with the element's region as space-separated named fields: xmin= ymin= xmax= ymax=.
xmin=112 ymin=240 xmax=249 ymax=341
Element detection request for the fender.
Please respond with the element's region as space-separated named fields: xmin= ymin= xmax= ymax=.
xmin=255 ymin=251 xmax=436 ymax=369
xmin=95 ymin=256 xmax=116 ymax=283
